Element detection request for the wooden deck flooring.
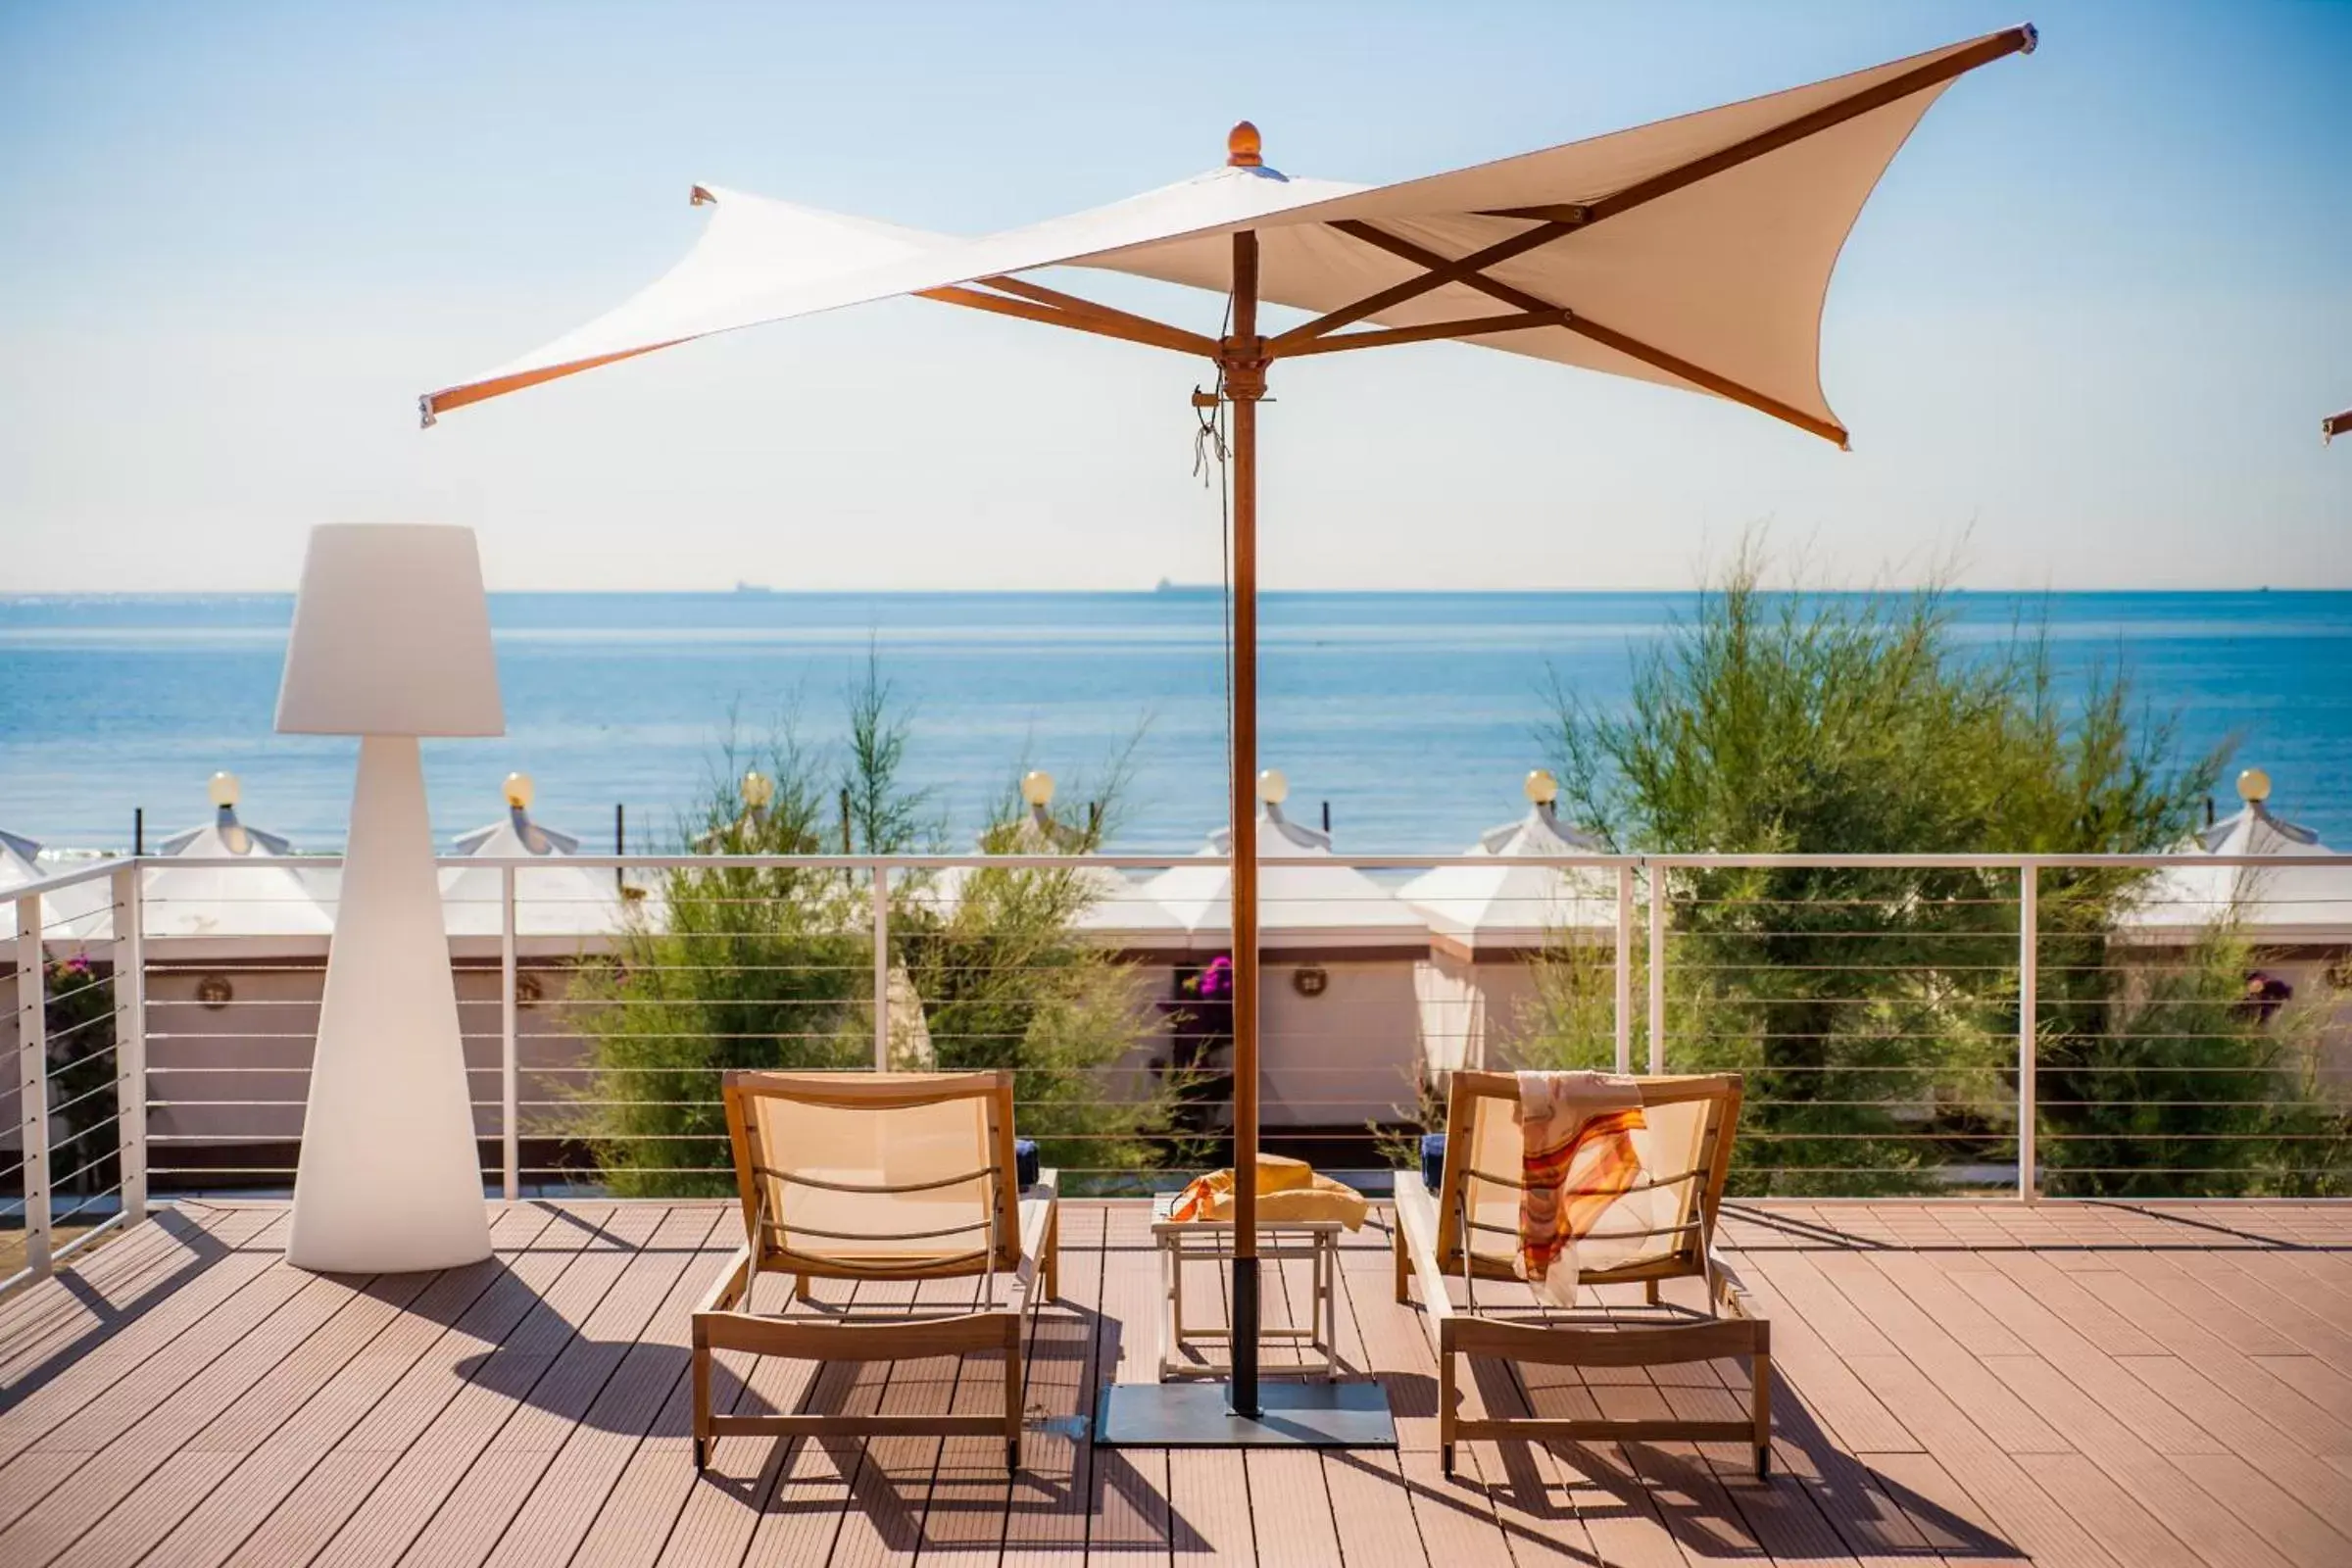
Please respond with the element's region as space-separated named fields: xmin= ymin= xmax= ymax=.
xmin=2 ymin=1198 xmax=2350 ymax=1567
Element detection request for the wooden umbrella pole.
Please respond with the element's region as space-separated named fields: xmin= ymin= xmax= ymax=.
xmin=1225 ymin=219 xmax=1264 ymax=1418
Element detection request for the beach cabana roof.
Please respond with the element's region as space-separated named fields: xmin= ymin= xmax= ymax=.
xmin=1143 ymin=800 xmax=1427 ymax=952
xmin=2122 ymin=771 xmax=2352 ymax=943
xmin=144 ymin=808 xmax=333 ymax=938
xmin=441 ymin=804 xmax=641 ymax=939
xmin=0 ymin=830 xmax=116 ymax=945
xmin=924 ymin=811 xmax=1189 ymax=943
xmin=1400 ymin=787 xmax=1617 ymax=955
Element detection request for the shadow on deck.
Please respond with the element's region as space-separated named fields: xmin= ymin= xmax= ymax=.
xmin=2 ymin=1198 xmax=2349 ymax=1566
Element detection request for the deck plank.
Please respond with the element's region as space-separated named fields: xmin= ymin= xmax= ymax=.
xmin=3 ymin=1199 xmax=2350 ymax=1567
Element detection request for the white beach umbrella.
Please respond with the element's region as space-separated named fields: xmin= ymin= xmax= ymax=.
xmin=420 ymin=23 xmax=2035 ymax=1430
xmin=1400 ymin=771 xmax=1617 ymax=955
xmin=2123 ymin=769 xmax=2352 ymax=943
xmin=143 ymin=776 xmax=333 ymax=938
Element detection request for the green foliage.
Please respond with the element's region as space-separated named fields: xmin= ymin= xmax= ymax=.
xmin=896 ymin=758 xmax=1190 ymax=1193
xmin=571 ymin=674 xmax=1181 ymax=1197
xmin=570 ymin=732 xmax=870 ymax=1196
xmin=44 ymin=956 xmax=119 ymax=1198
xmin=1523 ymin=539 xmax=2345 ymax=1196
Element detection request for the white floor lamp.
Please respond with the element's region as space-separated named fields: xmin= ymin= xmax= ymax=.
xmin=277 ymin=524 xmax=502 ymax=1272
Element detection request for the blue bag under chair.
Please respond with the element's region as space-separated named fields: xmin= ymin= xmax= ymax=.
xmin=1015 ymin=1138 xmax=1041 ymax=1190
xmin=1419 ymin=1133 xmax=1447 ymax=1190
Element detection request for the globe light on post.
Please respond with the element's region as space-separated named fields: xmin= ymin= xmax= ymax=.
xmin=274 ymin=524 xmax=502 ymax=1273
xmin=209 ymin=770 xmax=242 ymax=809
xmin=503 ymin=771 xmax=534 ymax=810
xmin=2238 ymin=767 xmax=2272 ymax=805
xmin=1256 ymin=768 xmax=1289 ymax=806
xmin=740 ymin=768 xmax=775 ymax=812
xmin=1020 ymin=769 xmax=1055 ymax=808
xmin=1523 ymin=768 xmax=1559 ymax=806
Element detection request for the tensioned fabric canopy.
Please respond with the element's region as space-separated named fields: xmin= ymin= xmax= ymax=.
xmin=422 ymin=25 xmax=2034 ymax=448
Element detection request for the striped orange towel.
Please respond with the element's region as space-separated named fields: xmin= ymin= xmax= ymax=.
xmin=1516 ymin=1071 xmax=1645 ymax=1305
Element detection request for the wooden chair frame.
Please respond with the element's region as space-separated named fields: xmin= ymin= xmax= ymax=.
xmin=691 ymin=1069 xmax=1059 ymax=1475
xmin=1391 ymin=1070 xmax=1771 ymax=1477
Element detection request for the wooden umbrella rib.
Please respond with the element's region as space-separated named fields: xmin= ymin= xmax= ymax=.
xmin=1265 ymin=217 xmax=1581 ymax=353
xmin=970 ymin=274 xmax=1220 ymax=358
xmin=1325 ymin=220 xmax=1556 ymax=316
xmin=1270 ymin=309 xmax=1571 ymax=357
xmin=1325 ymin=217 xmax=1845 ymax=446
xmin=1561 ymin=314 xmax=1847 ymax=446
xmin=1481 ymin=24 xmax=2036 ymax=232
xmin=916 ymin=282 xmax=1211 ymax=358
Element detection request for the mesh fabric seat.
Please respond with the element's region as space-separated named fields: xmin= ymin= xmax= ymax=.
xmin=691 ymin=1070 xmax=1058 ymax=1475
xmin=1391 ymin=1071 xmax=1770 ymax=1476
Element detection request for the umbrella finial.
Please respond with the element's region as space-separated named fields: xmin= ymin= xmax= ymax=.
xmin=1227 ymin=122 xmax=1262 ymax=168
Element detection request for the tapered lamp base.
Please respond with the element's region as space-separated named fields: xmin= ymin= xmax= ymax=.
xmin=286 ymin=735 xmax=491 ymax=1273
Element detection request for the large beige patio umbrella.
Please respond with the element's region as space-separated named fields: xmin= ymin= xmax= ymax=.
xmin=420 ymin=23 xmax=2034 ymax=1438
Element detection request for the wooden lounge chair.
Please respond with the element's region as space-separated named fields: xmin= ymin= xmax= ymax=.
xmin=691 ymin=1069 xmax=1058 ymax=1474
xmin=1391 ymin=1070 xmax=1770 ymax=1477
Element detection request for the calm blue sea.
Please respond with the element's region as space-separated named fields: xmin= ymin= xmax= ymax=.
xmin=2 ymin=591 xmax=2348 ymax=856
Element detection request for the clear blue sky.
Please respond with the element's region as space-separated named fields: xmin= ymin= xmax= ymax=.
xmin=2 ymin=0 xmax=2345 ymax=592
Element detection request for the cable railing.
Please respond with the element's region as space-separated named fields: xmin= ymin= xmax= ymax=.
xmin=6 ymin=845 xmax=2350 ymax=1288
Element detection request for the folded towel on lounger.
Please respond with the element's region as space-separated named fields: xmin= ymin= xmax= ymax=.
xmin=1516 ymin=1071 xmax=1645 ymax=1305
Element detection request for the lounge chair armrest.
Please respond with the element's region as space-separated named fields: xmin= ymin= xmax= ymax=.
xmin=1708 ymin=1249 xmax=1757 ymax=1316
xmin=1390 ymin=1171 xmax=1454 ymax=1348
xmin=1016 ymin=1171 xmax=1059 ymax=1302
xmin=697 ymin=1244 xmax=754 ymax=1316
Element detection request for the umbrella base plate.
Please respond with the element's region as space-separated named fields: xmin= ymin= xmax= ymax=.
xmin=1094 ymin=1379 xmax=1396 ymax=1447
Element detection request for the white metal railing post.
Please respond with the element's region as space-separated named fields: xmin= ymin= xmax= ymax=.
xmin=16 ymin=894 xmax=51 ymax=1279
xmin=500 ymin=864 xmax=518 ymax=1202
xmin=1613 ymin=865 xmax=1634 ymax=1075
xmin=2018 ymin=863 xmax=2038 ymax=1202
xmin=1645 ymin=860 xmax=1666 ymax=1075
xmin=112 ymin=865 xmax=147 ymax=1224
xmin=871 ymin=862 xmax=891 ymax=1071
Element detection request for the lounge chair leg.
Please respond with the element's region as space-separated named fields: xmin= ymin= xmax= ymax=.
xmin=1004 ymin=1334 xmax=1024 ymax=1476
xmin=1439 ymin=1345 xmax=1457 ymax=1478
xmin=690 ymin=1335 xmax=711 ymax=1475
xmin=1044 ymin=1207 xmax=1059 ymax=1301
xmin=794 ymin=1273 xmax=813 ymax=1302
xmin=1393 ymin=1220 xmax=1410 ymax=1304
xmin=1644 ymin=1279 xmax=1661 ymax=1306
xmin=1751 ymin=1336 xmax=1773 ymax=1479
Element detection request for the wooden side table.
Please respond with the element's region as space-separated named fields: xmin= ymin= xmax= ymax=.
xmin=1151 ymin=1193 xmax=1343 ymax=1381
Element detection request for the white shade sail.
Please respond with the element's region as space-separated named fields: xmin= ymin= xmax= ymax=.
xmin=277 ymin=524 xmax=504 ymax=738
xmin=421 ymin=26 xmax=2035 ymax=447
